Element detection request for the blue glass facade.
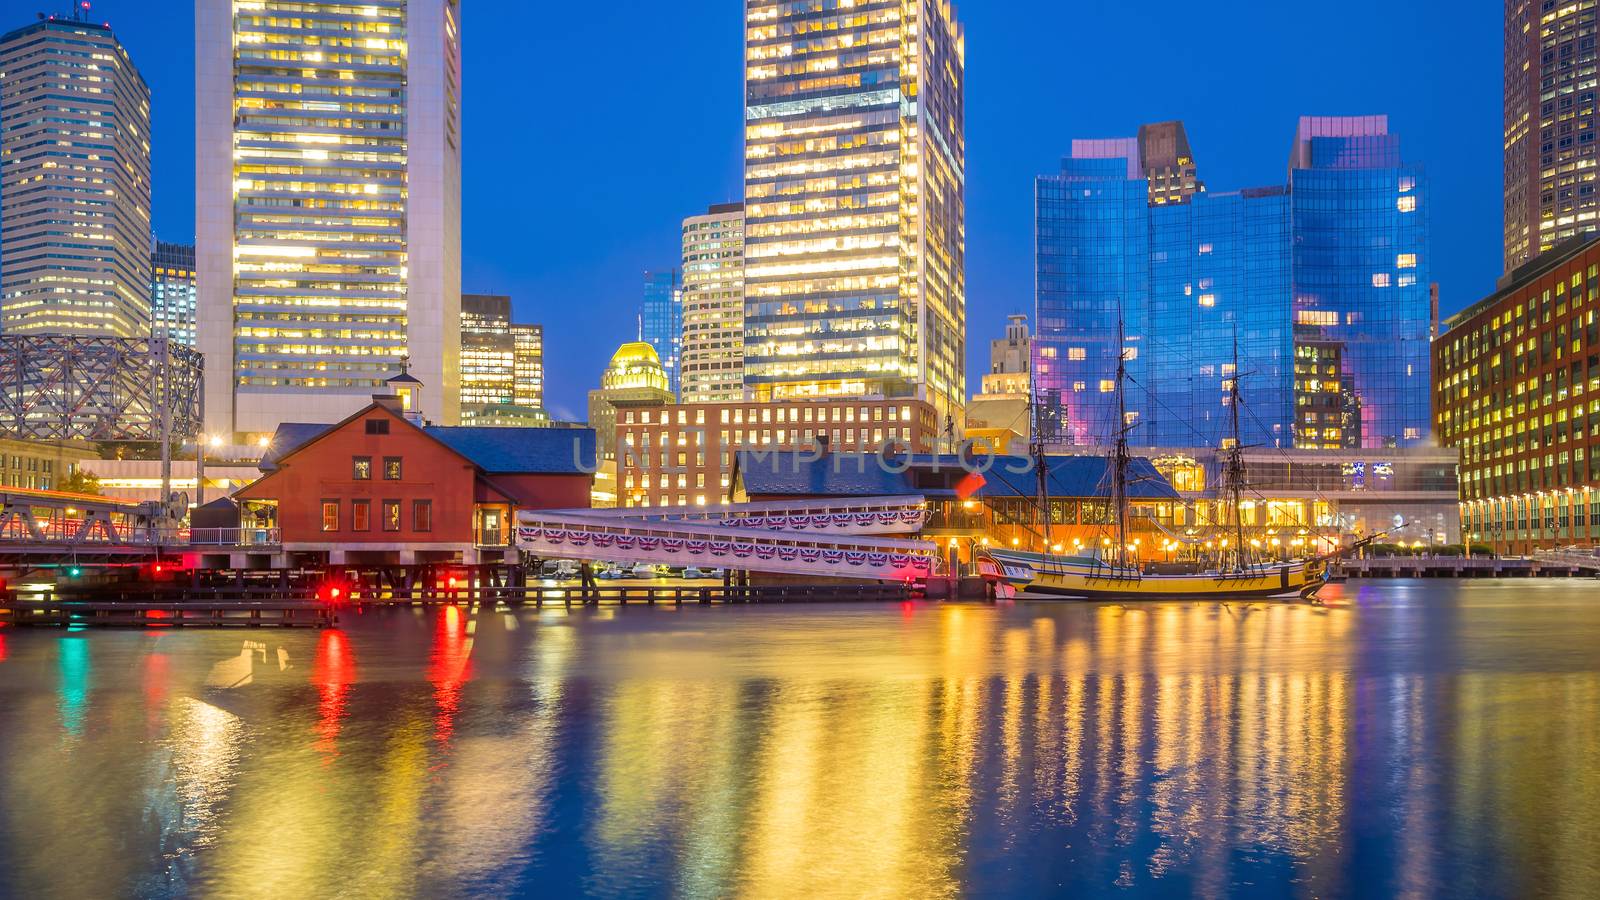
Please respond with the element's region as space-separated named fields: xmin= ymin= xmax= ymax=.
xmin=639 ymin=269 xmax=682 ymax=397
xmin=1035 ymin=117 xmax=1430 ymax=450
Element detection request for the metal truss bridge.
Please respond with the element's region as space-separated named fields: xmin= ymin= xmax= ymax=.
xmin=0 ymin=335 xmax=202 ymax=442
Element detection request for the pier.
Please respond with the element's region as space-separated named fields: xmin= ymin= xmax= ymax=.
xmin=1330 ymin=557 xmax=1589 ymax=578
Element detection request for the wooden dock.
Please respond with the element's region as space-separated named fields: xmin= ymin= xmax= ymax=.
xmin=1330 ymin=557 xmax=1588 ymax=579
xmin=0 ymin=597 xmax=335 ymax=628
xmin=358 ymin=582 xmax=916 ymax=608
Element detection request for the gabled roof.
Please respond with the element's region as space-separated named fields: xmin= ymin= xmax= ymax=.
xmin=423 ymin=426 xmax=596 ymax=475
xmin=737 ymin=451 xmax=1180 ymax=501
xmin=259 ymin=422 xmax=333 ymax=471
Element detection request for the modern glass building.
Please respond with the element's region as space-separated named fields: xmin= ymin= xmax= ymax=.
xmin=196 ymin=0 xmax=462 ymax=440
xmin=0 ymin=13 xmax=151 ymax=337
xmin=1504 ymin=0 xmax=1600 ymax=270
xmin=151 ymin=241 xmax=197 ymax=347
xmin=639 ymin=269 xmax=682 ymax=398
xmin=1035 ymin=116 xmax=1430 ymax=451
xmin=741 ymin=0 xmax=966 ymax=423
xmin=681 ymin=203 xmax=745 ymax=404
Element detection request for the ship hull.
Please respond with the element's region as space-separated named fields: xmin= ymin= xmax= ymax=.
xmin=989 ymin=551 xmax=1324 ymax=601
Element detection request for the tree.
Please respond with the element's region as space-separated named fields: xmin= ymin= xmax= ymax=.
xmin=59 ymin=469 xmax=101 ymax=496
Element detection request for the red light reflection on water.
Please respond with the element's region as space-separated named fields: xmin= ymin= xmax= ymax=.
xmin=427 ymin=605 xmax=473 ymax=749
xmin=0 ymin=631 xmax=8 ymax=662
xmin=311 ymin=629 xmax=355 ymax=761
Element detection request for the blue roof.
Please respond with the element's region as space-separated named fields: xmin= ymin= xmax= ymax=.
xmin=736 ymin=451 xmax=917 ymax=496
xmin=424 ymin=426 xmax=596 ymax=474
xmin=737 ymin=451 xmax=1179 ymax=501
xmin=259 ymin=422 xmax=333 ymax=471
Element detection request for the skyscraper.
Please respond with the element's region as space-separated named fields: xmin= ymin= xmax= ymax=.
xmin=0 ymin=13 xmax=151 ymax=337
xmin=196 ymin=0 xmax=462 ymax=440
xmin=458 ymin=293 xmax=545 ymax=425
xmin=639 ymin=269 xmax=682 ymax=397
xmin=1035 ymin=116 xmax=1430 ymax=451
xmin=1504 ymin=0 xmax=1600 ymax=270
xmin=741 ymin=0 xmax=966 ymax=422
xmin=680 ymin=202 xmax=745 ymax=404
xmin=151 ymin=241 xmax=197 ymax=346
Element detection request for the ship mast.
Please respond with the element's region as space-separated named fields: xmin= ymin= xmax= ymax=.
xmin=1225 ymin=329 xmax=1248 ymax=571
xmin=1112 ymin=316 xmax=1131 ymax=568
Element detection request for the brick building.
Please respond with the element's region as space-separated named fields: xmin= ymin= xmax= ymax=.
xmin=614 ymin=398 xmax=940 ymax=508
xmin=233 ymin=395 xmax=594 ymax=565
xmin=1434 ymin=234 xmax=1600 ymax=553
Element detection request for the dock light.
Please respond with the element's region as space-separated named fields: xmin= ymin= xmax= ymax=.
xmin=1269 ymin=538 xmax=1280 ymax=547
xmin=1133 ymin=538 xmax=1141 ymax=546
xmin=65 ymin=507 xmax=76 ymax=516
xmin=1250 ymin=539 xmax=1262 ymax=548
xmin=1011 ymin=537 xmax=1020 ymax=547
xmin=1220 ymin=539 xmax=1228 ymax=548
xmin=66 ymin=566 xmax=81 ymax=578
xmin=1101 ymin=537 xmax=1111 ymax=546
xmin=1072 ymin=538 xmax=1082 ymax=546
xmin=980 ymin=537 xmax=990 ymax=547
xmin=1052 ymin=543 xmax=1063 ymax=553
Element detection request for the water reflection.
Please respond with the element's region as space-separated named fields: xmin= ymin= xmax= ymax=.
xmin=0 ymin=583 xmax=1596 ymax=896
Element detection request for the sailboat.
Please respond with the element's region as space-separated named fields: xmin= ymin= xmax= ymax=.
xmin=986 ymin=326 xmax=1328 ymax=601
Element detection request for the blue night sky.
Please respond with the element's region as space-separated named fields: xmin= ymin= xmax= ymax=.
xmin=78 ymin=0 xmax=1498 ymax=420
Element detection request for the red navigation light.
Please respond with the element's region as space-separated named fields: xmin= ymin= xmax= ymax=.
xmin=152 ymin=562 xmax=163 ymax=574
xmin=317 ymin=580 xmax=350 ymax=605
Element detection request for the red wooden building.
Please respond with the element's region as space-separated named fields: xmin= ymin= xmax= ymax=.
xmin=231 ymin=395 xmax=595 ymax=566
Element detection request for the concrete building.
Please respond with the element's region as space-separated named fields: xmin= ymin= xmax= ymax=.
xmin=0 ymin=13 xmax=151 ymax=337
xmin=742 ymin=0 xmax=966 ymax=422
xmin=0 ymin=438 xmax=91 ymax=491
xmin=615 ymin=398 xmax=939 ymax=508
xmin=1435 ymin=234 xmax=1600 ymax=554
xmin=196 ymin=0 xmax=462 ymax=441
xmin=680 ymin=203 xmax=745 ymax=404
xmin=459 ymin=294 xmax=545 ymax=425
xmin=966 ymin=314 xmax=1032 ymax=451
xmin=151 ymin=241 xmax=196 ymax=346
xmin=1504 ymin=0 xmax=1600 ymax=269
xmin=75 ymin=457 xmax=260 ymax=506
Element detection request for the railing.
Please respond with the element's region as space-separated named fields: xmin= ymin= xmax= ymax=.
xmin=187 ymin=527 xmax=282 ymax=547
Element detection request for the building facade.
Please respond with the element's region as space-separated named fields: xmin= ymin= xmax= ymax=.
xmin=234 ymin=398 xmax=595 ymax=566
xmin=586 ymin=342 xmax=675 ymax=464
xmin=639 ymin=269 xmax=682 ymax=397
xmin=966 ymin=313 xmax=1031 ymax=450
xmin=196 ymin=0 xmax=462 ymax=441
xmin=1504 ymin=0 xmax=1599 ymax=270
xmin=152 ymin=241 xmax=196 ymax=346
xmin=680 ymin=203 xmax=745 ymax=404
xmin=615 ymin=397 xmax=939 ymax=508
xmin=741 ymin=0 xmax=966 ymax=422
xmin=1035 ymin=116 xmax=1429 ymax=451
xmin=1435 ymin=234 xmax=1600 ymax=553
xmin=0 ymin=15 xmax=151 ymax=337
xmin=458 ymin=293 xmax=544 ymax=425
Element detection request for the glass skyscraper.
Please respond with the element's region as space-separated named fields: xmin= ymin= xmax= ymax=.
xmin=1035 ymin=116 xmax=1430 ymax=451
xmin=741 ymin=0 xmax=966 ymax=422
xmin=681 ymin=203 xmax=745 ymax=404
xmin=639 ymin=269 xmax=682 ymax=398
xmin=151 ymin=241 xmax=197 ymax=347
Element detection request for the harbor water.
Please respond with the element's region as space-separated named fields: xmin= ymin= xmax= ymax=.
xmin=0 ymin=580 xmax=1597 ymax=898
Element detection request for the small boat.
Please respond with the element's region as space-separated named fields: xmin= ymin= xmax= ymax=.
xmin=988 ymin=321 xmax=1328 ymax=602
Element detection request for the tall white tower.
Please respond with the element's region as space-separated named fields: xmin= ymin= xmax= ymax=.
xmin=196 ymin=0 xmax=462 ymax=440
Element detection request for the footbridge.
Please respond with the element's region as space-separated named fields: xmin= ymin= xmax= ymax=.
xmin=0 ymin=487 xmax=168 ymax=565
xmin=517 ymin=496 xmax=939 ymax=581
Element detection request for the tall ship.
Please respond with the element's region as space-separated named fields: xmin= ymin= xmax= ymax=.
xmin=985 ymin=327 xmax=1329 ymax=601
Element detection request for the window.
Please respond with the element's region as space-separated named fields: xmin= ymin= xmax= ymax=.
xmin=413 ymin=500 xmax=432 ymax=532
xmin=321 ymin=501 xmax=339 ymax=532
xmin=365 ymin=418 xmax=389 ymax=435
xmin=383 ymin=457 xmax=402 ymax=480
xmin=1397 ymin=196 xmax=1417 ymax=212
xmin=352 ymin=456 xmax=372 ymax=480
xmin=352 ymin=499 xmax=371 ymax=531
xmin=383 ymin=500 xmax=401 ymax=531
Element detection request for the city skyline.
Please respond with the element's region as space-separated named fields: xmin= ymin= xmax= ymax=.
xmin=89 ymin=0 xmax=1496 ymax=420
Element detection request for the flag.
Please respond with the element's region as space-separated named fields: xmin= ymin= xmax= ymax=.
xmin=955 ymin=470 xmax=986 ymax=500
